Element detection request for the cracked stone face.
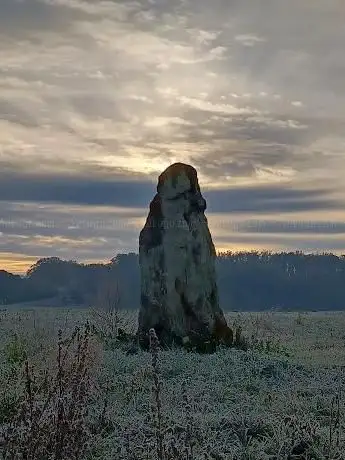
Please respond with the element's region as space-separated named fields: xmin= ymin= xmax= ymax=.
xmin=137 ymin=163 xmax=231 ymax=349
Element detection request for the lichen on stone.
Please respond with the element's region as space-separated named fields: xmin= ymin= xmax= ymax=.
xmin=137 ymin=163 xmax=232 ymax=351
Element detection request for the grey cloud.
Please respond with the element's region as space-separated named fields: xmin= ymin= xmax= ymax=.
xmin=0 ymin=234 xmax=127 ymax=262
xmin=0 ymin=203 xmax=141 ymax=263
xmin=0 ymin=201 xmax=144 ymax=241
xmin=215 ymin=233 xmax=345 ymax=253
xmin=237 ymin=220 xmax=345 ymax=235
xmin=0 ymin=155 xmax=153 ymax=182
xmin=69 ymin=94 xmax=122 ymax=121
xmin=0 ymin=172 xmax=155 ymax=207
xmin=0 ymin=169 xmax=341 ymax=217
xmin=67 ymin=91 xmax=158 ymax=122
xmin=0 ymin=98 xmax=39 ymax=128
xmin=0 ymin=0 xmax=92 ymax=38
xmin=204 ymin=186 xmax=341 ymax=214
xmin=0 ymin=0 xmax=344 ymax=264
xmin=189 ymin=143 xmax=293 ymax=180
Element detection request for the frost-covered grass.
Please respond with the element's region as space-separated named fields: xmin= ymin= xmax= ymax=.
xmin=0 ymin=307 xmax=344 ymax=459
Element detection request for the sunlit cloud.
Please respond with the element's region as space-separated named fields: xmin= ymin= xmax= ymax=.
xmin=234 ymin=34 xmax=266 ymax=47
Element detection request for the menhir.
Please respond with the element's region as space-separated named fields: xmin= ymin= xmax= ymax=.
xmin=137 ymin=162 xmax=232 ymax=350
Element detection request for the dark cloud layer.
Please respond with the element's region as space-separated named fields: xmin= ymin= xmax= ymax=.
xmin=0 ymin=172 xmax=155 ymax=207
xmin=0 ymin=171 xmax=341 ymax=216
xmin=0 ymin=0 xmax=92 ymax=38
xmin=237 ymin=220 xmax=345 ymax=235
xmin=205 ymin=186 xmax=341 ymax=214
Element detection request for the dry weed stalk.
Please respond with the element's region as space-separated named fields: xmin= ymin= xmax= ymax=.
xmin=149 ymin=328 xmax=164 ymax=460
xmin=328 ymin=375 xmax=342 ymax=459
xmin=181 ymin=380 xmax=195 ymax=460
xmin=90 ymin=277 xmax=136 ymax=346
xmin=0 ymin=322 xmax=101 ymax=460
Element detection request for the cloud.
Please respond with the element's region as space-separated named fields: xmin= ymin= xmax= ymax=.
xmin=236 ymin=220 xmax=345 ymax=235
xmin=0 ymin=98 xmax=40 ymax=128
xmin=178 ymin=96 xmax=258 ymax=116
xmin=0 ymin=0 xmax=344 ymax=270
xmin=0 ymin=166 xmax=342 ymax=217
xmin=234 ymin=34 xmax=266 ymax=47
xmin=0 ymin=0 xmax=87 ymax=35
xmin=0 ymin=172 xmax=155 ymax=207
xmin=204 ymin=185 xmax=341 ymax=214
xmin=214 ymin=233 xmax=345 ymax=254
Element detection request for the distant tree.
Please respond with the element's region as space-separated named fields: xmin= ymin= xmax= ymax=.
xmin=2 ymin=251 xmax=345 ymax=311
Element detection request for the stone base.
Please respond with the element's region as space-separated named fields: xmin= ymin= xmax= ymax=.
xmin=138 ymin=323 xmax=234 ymax=354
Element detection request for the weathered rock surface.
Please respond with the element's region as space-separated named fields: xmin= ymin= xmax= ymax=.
xmin=137 ymin=162 xmax=232 ymax=350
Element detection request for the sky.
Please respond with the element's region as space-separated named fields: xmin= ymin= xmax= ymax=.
xmin=0 ymin=0 xmax=345 ymax=273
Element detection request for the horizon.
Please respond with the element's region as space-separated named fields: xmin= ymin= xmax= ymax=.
xmin=1 ymin=0 xmax=345 ymax=273
xmin=3 ymin=248 xmax=345 ymax=276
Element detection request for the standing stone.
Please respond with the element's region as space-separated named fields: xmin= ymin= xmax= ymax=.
xmin=138 ymin=163 xmax=232 ymax=350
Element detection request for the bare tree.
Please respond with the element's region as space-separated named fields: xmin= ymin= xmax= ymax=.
xmin=90 ymin=272 xmax=136 ymax=343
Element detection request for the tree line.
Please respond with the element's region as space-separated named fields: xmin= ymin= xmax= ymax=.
xmin=0 ymin=251 xmax=344 ymax=310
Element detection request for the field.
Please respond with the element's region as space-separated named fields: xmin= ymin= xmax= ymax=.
xmin=0 ymin=307 xmax=344 ymax=459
